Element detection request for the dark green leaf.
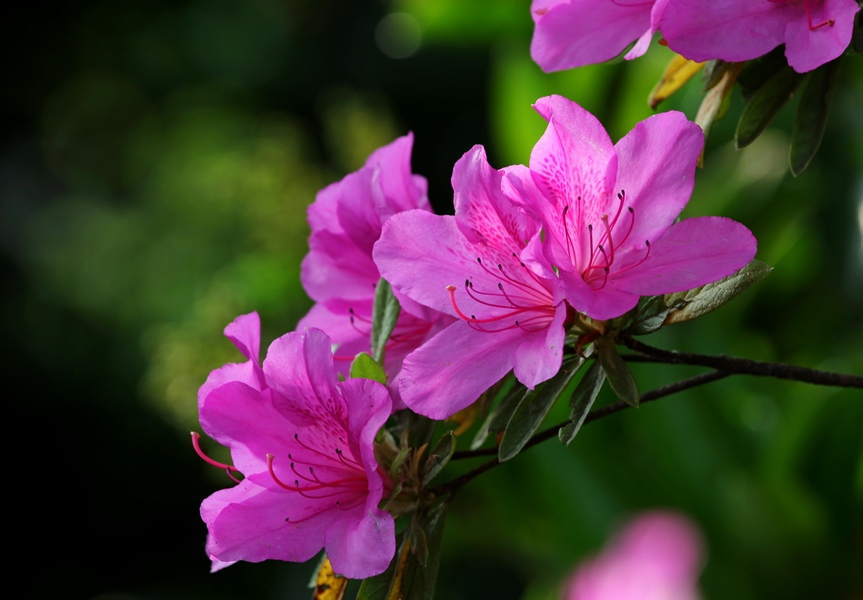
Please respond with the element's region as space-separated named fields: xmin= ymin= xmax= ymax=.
xmin=790 ymin=60 xmax=840 ymax=176
xmin=558 ymin=360 xmax=606 ymax=446
xmin=596 ymin=336 xmax=638 ymax=407
xmin=397 ymin=501 xmax=449 ymax=600
xmin=626 ymin=295 xmax=671 ymax=335
xmin=422 ymin=431 xmax=456 ymax=487
xmin=702 ymin=60 xmax=730 ymax=92
xmin=355 ymin=546 xmax=398 ymax=600
xmin=371 ymin=278 xmax=401 ymax=364
xmin=350 ymin=352 xmax=387 ymax=385
xmin=471 ymin=377 xmax=520 ymax=450
xmin=736 ymin=65 xmax=805 ymax=148
xmin=407 ymin=517 xmax=429 ymax=569
xmin=737 ymin=47 xmax=789 ymax=100
xmin=663 ymin=259 xmax=773 ymax=325
xmin=498 ymin=357 xmax=584 ymax=462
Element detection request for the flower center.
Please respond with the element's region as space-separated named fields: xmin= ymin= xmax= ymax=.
xmin=446 ymin=253 xmax=558 ymax=333
xmin=267 ymin=433 xmax=372 ymax=523
xmin=563 ymin=190 xmax=651 ymax=290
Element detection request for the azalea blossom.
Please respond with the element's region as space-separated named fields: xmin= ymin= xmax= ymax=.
xmin=530 ymin=0 xmax=670 ymax=73
xmin=503 ymin=95 xmax=757 ymax=321
xmin=374 ymin=146 xmax=569 ymax=419
xmin=195 ymin=313 xmax=395 ymax=578
xmin=564 ymin=511 xmax=704 ymax=600
xmin=298 ymin=133 xmax=451 ymax=407
xmin=660 ymin=0 xmax=860 ymax=73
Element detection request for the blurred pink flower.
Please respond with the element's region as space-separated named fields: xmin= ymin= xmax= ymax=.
xmin=564 ymin=511 xmax=704 ymax=600
xmin=299 ymin=134 xmax=452 ymax=408
xmin=195 ymin=313 xmax=395 ymax=578
xmin=660 ymin=0 xmax=860 ymax=73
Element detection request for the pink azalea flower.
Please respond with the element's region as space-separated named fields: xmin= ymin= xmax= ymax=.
xmin=298 ymin=134 xmax=451 ymax=407
xmin=503 ymin=95 xmax=757 ymax=321
xmin=195 ymin=312 xmax=395 ymax=578
xmin=660 ymin=0 xmax=860 ymax=73
xmin=564 ymin=511 xmax=704 ymax=600
xmin=374 ymin=145 xmax=570 ymax=419
xmin=530 ymin=0 xmax=670 ymax=73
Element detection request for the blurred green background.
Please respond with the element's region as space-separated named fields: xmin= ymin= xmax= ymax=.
xmin=2 ymin=1 xmax=861 ymax=598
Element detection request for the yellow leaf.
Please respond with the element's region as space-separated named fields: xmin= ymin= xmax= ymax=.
xmin=387 ymin=537 xmax=413 ymax=600
xmin=648 ymin=54 xmax=704 ymax=109
xmin=312 ymin=556 xmax=348 ymax=600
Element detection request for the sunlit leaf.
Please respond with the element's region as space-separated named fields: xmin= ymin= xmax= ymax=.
xmin=559 ymin=360 xmax=606 ymax=446
xmin=736 ymin=65 xmax=805 ymax=149
xmin=648 ymin=54 xmax=704 ymax=109
xmin=372 ymin=278 xmax=401 ymax=364
xmin=663 ymin=259 xmax=773 ymax=325
xmin=596 ymin=336 xmax=638 ymax=408
xmin=422 ymin=430 xmax=456 ymax=487
xmin=350 ymin=352 xmax=387 ymax=385
xmin=311 ymin=556 xmax=348 ymax=600
xmin=790 ymin=60 xmax=840 ymax=176
xmin=498 ymin=356 xmax=584 ymax=462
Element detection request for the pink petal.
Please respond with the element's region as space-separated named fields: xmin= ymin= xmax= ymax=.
xmin=530 ymin=0 xmax=654 ymax=72
xmin=661 ymin=0 xmax=792 ymax=64
xmin=398 ymin=320 xmax=527 ymax=419
xmin=325 ymin=500 xmax=396 ymax=578
xmin=559 ymin=267 xmax=641 ymax=322
xmin=612 ymin=111 xmax=703 ymax=247
xmin=512 ymin=302 xmax=567 ymax=388
xmin=302 ymin=229 xmax=380 ymax=303
xmin=783 ymin=0 xmax=859 ymax=72
xmin=613 ymin=216 xmax=757 ymax=296
xmin=454 ymin=145 xmax=539 ymax=251
xmin=224 ymin=312 xmax=261 ymax=363
xmin=364 ymin=133 xmax=430 ymax=218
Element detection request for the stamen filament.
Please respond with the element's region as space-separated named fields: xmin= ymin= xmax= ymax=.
xmin=191 ymin=432 xmax=242 ymax=483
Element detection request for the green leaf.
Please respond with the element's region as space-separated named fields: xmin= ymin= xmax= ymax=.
xmin=350 ymin=352 xmax=387 ymax=385
xmin=663 ymin=259 xmax=773 ymax=325
xmin=790 ymin=60 xmax=840 ymax=176
xmin=352 ymin=501 xmax=449 ymax=598
xmin=371 ymin=278 xmax=401 ymax=364
xmin=498 ymin=356 xmax=584 ymax=462
xmin=626 ymin=295 xmax=671 ymax=335
xmin=596 ymin=336 xmax=638 ymax=408
xmin=736 ymin=65 xmax=805 ymax=149
xmin=422 ymin=431 xmax=456 ymax=487
xmin=398 ymin=502 xmax=446 ymax=600
xmin=471 ymin=377 xmax=520 ymax=450
xmin=737 ymin=47 xmax=789 ymax=101
xmin=558 ymin=360 xmax=606 ymax=446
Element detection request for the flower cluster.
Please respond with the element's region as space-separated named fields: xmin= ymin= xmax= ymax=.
xmin=531 ymin=0 xmax=860 ymax=73
xmin=195 ymin=96 xmax=756 ymax=578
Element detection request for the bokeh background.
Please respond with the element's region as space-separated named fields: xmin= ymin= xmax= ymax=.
xmin=2 ymin=1 xmax=861 ymax=598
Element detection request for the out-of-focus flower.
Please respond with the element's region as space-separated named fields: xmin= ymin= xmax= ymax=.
xmin=530 ymin=0 xmax=670 ymax=72
xmin=298 ymin=133 xmax=452 ymax=408
xmin=503 ymin=95 xmax=757 ymax=321
xmin=660 ymin=0 xmax=860 ymax=73
xmin=564 ymin=511 xmax=704 ymax=600
xmin=195 ymin=313 xmax=395 ymax=578
xmin=374 ymin=145 xmax=569 ymax=419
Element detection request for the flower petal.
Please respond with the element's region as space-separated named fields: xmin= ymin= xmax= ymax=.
xmin=613 ymin=216 xmax=757 ymax=296
xmin=398 ymin=320 xmax=525 ymax=419
xmin=530 ymin=0 xmax=654 ymax=72
xmin=783 ymin=0 xmax=859 ymax=73
xmin=612 ymin=111 xmax=703 ymax=247
xmin=513 ymin=302 xmax=567 ymax=389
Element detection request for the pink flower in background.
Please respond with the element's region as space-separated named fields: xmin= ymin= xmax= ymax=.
xmin=374 ymin=146 xmax=569 ymax=419
xmin=503 ymin=95 xmax=757 ymax=321
xmin=660 ymin=0 xmax=860 ymax=73
xmin=564 ymin=511 xmax=704 ymax=600
xmin=195 ymin=313 xmax=395 ymax=578
xmin=299 ymin=134 xmax=451 ymax=408
xmin=530 ymin=0 xmax=670 ymax=73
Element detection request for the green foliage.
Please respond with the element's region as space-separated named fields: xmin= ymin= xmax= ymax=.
xmin=498 ymin=356 xmax=584 ymax=462
xmin=350 ymin=353 xmax=388 ymax=385
xmin=596 ymin=336 xmax=639 ymax=408
xmin=558 ymin=360 xmax=606 ymax=446
xmin=372 ymin=279 xmax=402 ymax=364
xmin=790 ymin=61 xmax=841 ymax=176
